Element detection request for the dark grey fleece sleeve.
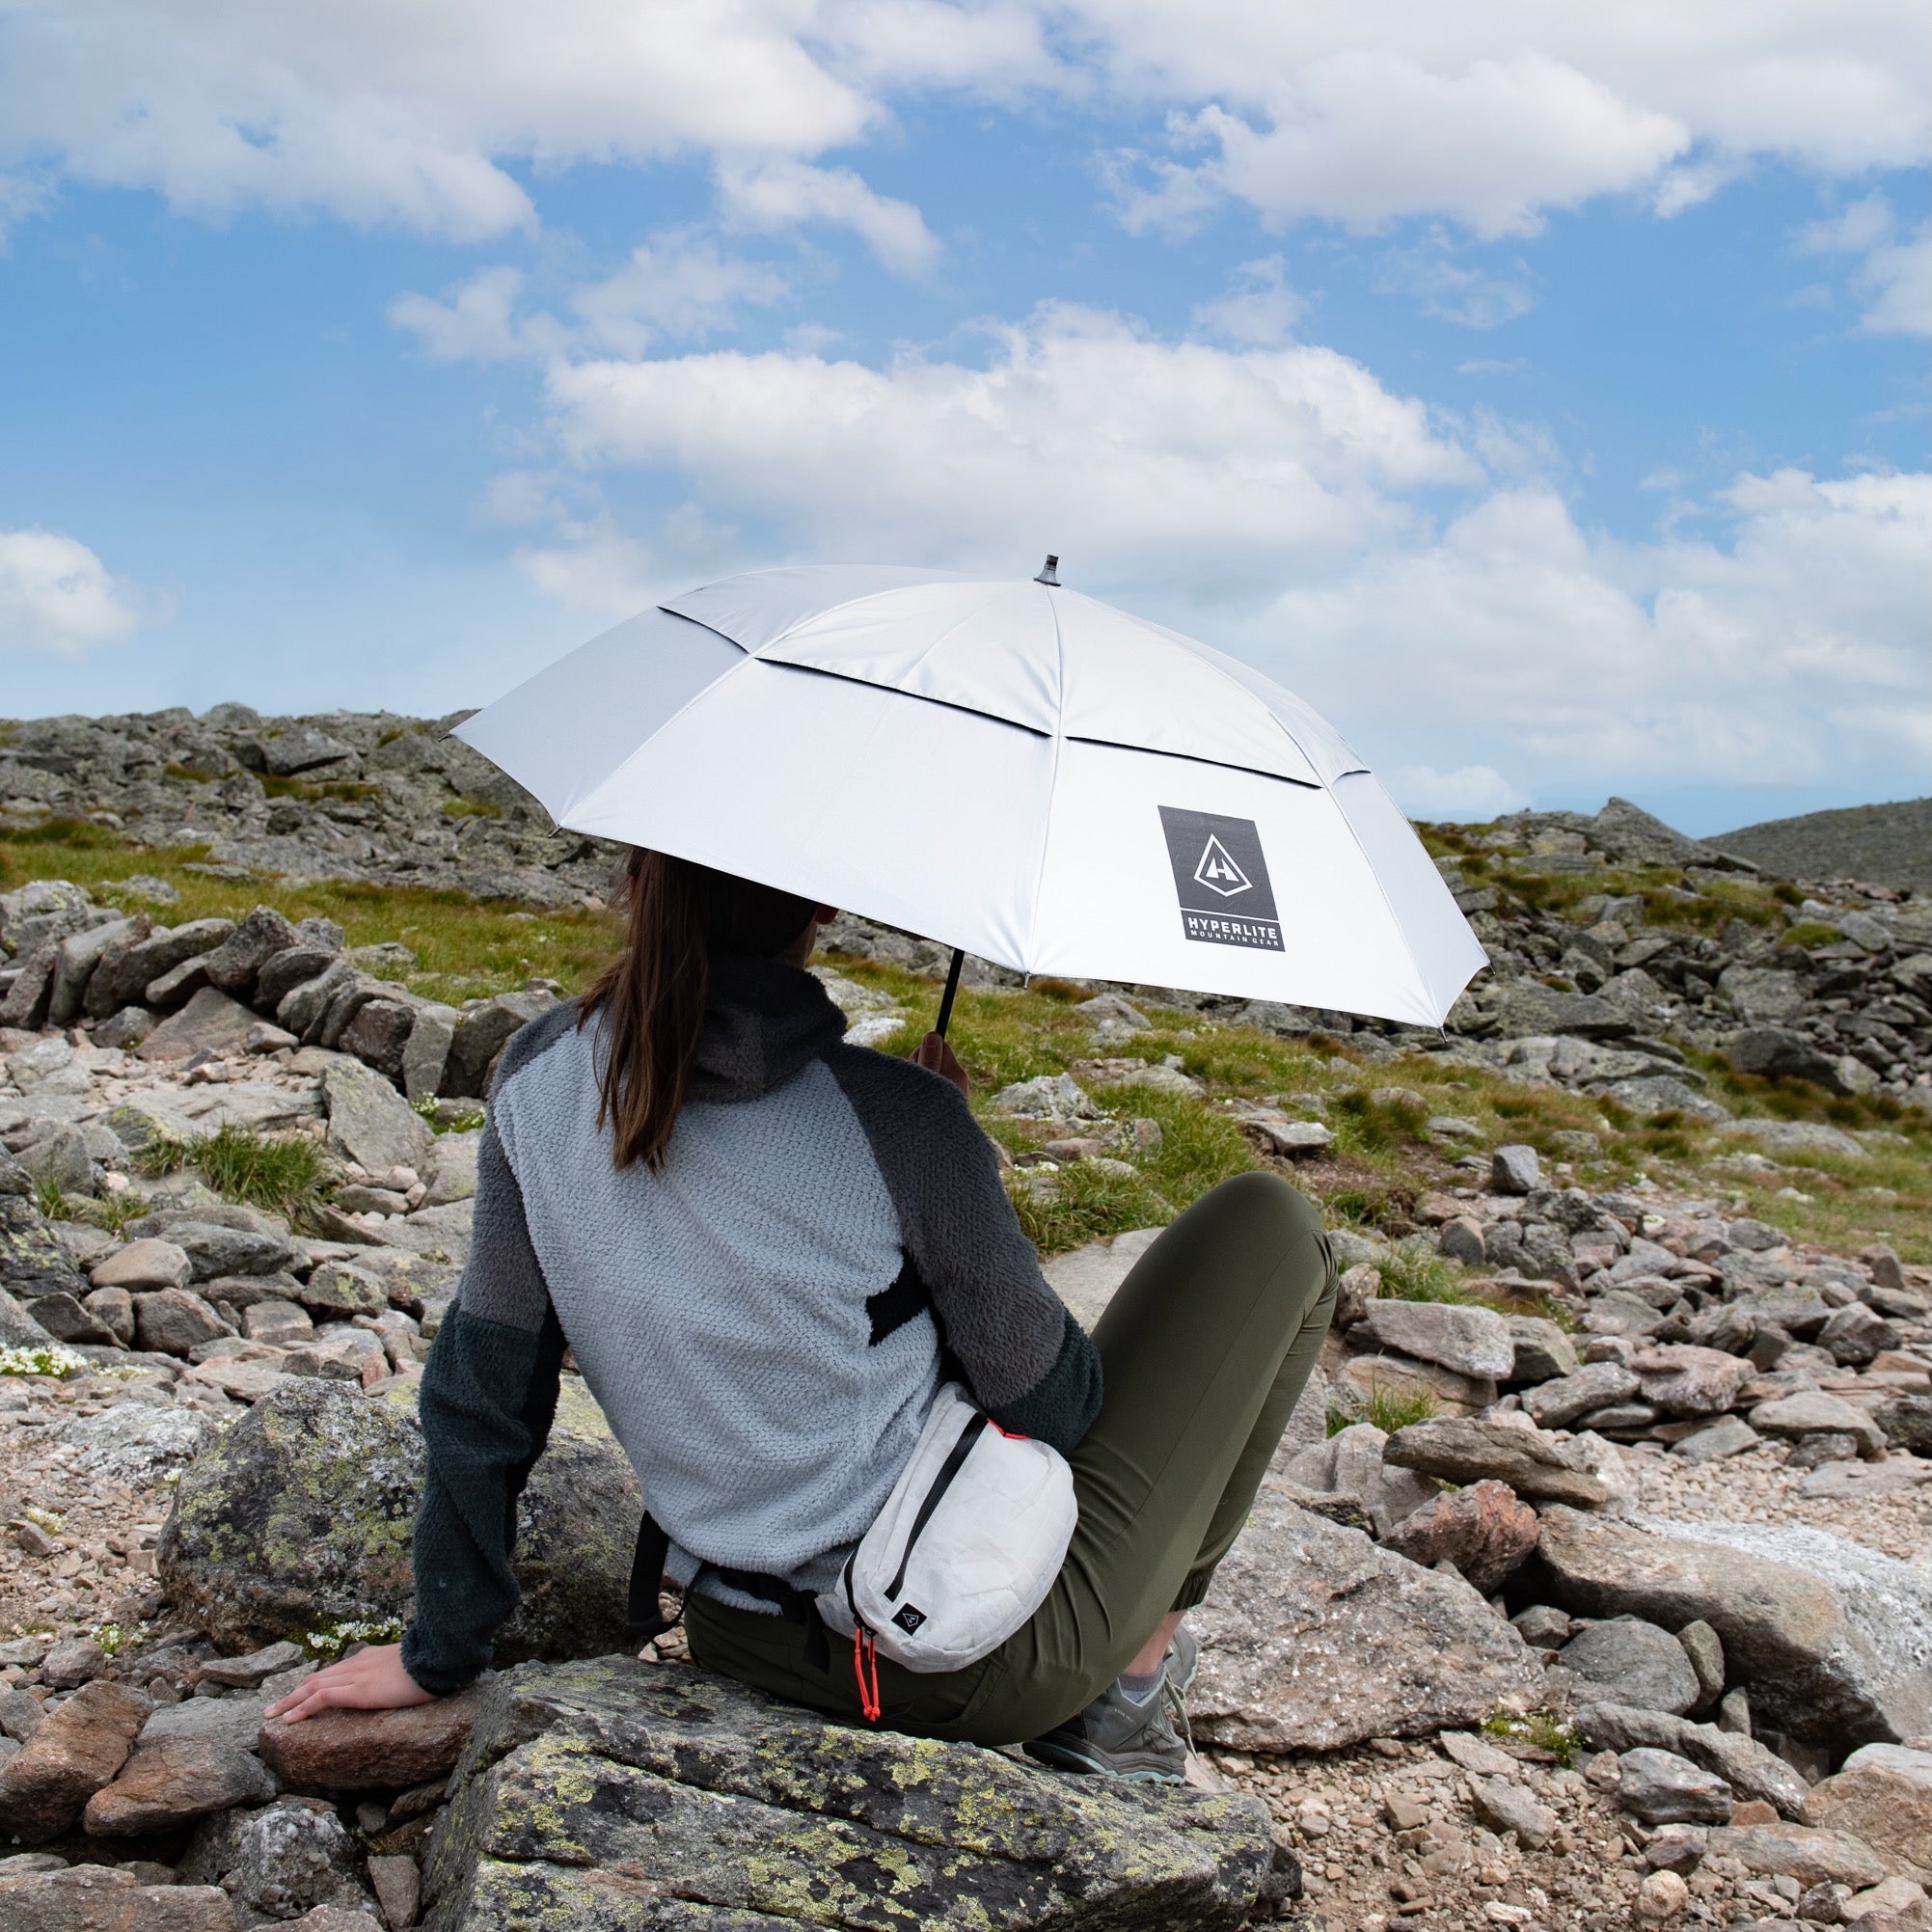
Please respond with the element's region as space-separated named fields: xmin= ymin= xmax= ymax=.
xmin=403 ymin=1097 xmax=564 ymax=1695
xmin=825 ymin=1044 xmax=1102 ymax=1456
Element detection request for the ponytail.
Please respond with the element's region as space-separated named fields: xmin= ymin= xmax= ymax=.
xmin=578 ymin=850 xmax=817 ymax=1169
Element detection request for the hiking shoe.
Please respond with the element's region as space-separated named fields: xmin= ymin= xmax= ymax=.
xmin=1024 ymin=1678 xmax=1188 ymax=1783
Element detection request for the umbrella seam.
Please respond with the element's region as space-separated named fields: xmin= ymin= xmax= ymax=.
xmin=731 ymin=658 xmax=1052 ymax=738
xmin=1064 ymin=733 xmax=1321 ymax=789
xmin=1061 ymin=586 xmax=1333 ymax=785
xmin=1021 ymin=585 xmax=1068 ymax=971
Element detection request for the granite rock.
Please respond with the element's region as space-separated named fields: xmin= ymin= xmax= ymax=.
xmin=424 ymin=1656 xmax=1276 ymax=1929
xmin=1190 ymin=1491 xmax=1542 ymax=1752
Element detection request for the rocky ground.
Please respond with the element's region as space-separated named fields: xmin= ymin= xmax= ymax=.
xmin=0 ymin=709 xmax=1927 ymax=1931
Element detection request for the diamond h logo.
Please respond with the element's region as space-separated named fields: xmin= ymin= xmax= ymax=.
xmin=1192 ymin=834 xmax=1252 ymax=898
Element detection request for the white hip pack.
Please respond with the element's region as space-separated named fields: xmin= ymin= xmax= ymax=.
xmin=816 ymin=1383 xmax=1076 ymax=1713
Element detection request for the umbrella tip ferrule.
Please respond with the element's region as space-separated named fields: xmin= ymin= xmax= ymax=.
xmin=1034 ymin=554 xmax=1060 ymax=586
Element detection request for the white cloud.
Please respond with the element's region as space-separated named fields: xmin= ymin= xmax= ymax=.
xmin=573 ymin=232 xmax=790 ymax=354
xmin=1263 ymin=470 xmax=1931 ymax=785
xmin=390 ymin=265 xmax=540 ymax=363
xmin=1387 ymin=764 xmax=1529 ymax=821
xmin=1070 ymin=4 xmax=1927 ymax=233
xmin=1155 ymin=58 xmax=1687 ymax=240
xmin=0 ymin=0 xmax=1921 ymax=246
xmin=392 ymin=234 xmax=791 ymax=367
xmin=0 ymin=0 xmax=875 ymax=239
xmin=1800 ymin=195 xmax=1931 ymax=338
xmin=513 ymin=304 xmax=1926 ymax=795
xmin=715 ymin=159 xmax=939 ymax=275
xmin=0 ymin=527 xmax=145 ymax=656
xmin=1190 ymin=255 xmax=1306 ymax=344
xmin=545 ymin=304 xmax=1476 ymax=591
xmin=1377 ymin=230 xmax=1535 ymax=328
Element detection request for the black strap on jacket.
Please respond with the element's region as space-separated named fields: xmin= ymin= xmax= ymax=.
xmin=626 ymin=1511 xmax=675 ymax=1644
xmin=626 ymin=1511 xmax=832 ymax=1674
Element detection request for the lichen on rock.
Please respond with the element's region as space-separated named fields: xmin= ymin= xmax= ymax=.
xmin=421 ymin=1655 xmax=1279 ymax=1931
xmin=156 ymin=1374 xmax=640 ymax=1663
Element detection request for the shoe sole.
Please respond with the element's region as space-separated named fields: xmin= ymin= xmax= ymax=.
xmin=1022 ymin=1737 xmax=1188 ymax=1784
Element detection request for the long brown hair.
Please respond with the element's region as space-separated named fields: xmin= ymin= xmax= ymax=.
xmin=580 ymin=850 xmax=818 ymax=1169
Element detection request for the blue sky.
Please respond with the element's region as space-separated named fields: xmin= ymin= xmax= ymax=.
xmin=1 ymin=2 xmax=1925 ymax=834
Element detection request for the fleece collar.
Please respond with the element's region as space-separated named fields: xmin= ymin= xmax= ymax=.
xmin=688 ymin=956 xmax=847 ymax=1102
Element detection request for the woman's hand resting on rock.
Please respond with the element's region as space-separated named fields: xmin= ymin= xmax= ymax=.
xmin=265 ymin=1643 xmax=436 ymax=1724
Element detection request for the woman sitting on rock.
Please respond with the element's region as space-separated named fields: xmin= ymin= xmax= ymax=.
xmin=268 ymin=854 xmax=1335 ymax=1782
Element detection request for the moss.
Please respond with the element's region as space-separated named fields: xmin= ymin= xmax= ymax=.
xmin=260 ymin=773 xmax=383 ymax=803
xmin=1779 ymin=921 xmax=1843 ymax=949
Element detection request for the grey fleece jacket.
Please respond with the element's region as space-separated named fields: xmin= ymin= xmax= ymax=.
xmin=402 ymin=957 xmax=1102 ymax=1693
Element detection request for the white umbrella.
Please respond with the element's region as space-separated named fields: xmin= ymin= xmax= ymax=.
xmin=456 ymin=561 xmax=1486 ymax=1029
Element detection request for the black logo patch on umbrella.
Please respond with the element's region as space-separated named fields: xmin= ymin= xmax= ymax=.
xmin=1158 ymin=807 xmax=1284 ymax=952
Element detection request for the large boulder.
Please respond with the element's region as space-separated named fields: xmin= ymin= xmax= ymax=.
xmin=157 ymin=1376 xmax=640 ymax=1663
xmin=421 ymin=1656 xmax=1280 ymax=1931
xmin=1383 ymin=1416 xmax=1630 ymax=1508
xmin=1355 ymin=1299 xmax=1515 ymax=1378
xmin=1189 ymin=1491 xmax=1543 ymax=1752
xmin=1535 ymin=1509 xmax=1932 ymax=1747
xmin=318 ymin=1053 xmax=433 ymax=1173
xmin=138 ymin=986 xmax=260 ymax=1064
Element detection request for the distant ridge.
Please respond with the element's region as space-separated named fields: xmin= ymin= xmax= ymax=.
xmin=1714 ymin=797 xmax=1932 ymax=893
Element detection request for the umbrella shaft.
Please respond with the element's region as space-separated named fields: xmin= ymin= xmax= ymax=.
xmin=934 ymin=948 xmax=966 ymax=1040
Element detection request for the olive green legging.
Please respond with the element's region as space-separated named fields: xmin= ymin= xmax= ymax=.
xmin=685 ymin=1169 xmax=1337 ymax=1746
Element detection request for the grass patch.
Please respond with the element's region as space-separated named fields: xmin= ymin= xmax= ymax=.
xmin=1779 ymin=921 xmax=1842 ymax=949
xmin=260 ymin=774 xmax=383 ymax=803
xmin=1330 ymin=1086 xmax=1430 ymax=1157
xmin=1482 ymin=1710 xmax=1578 ymax=1767
xmin=137 ymin=1124 xmax=334 ymax=1222
xmin=0 ymin=829 xmax=622 ymax=1004
xmin=1329 ymin=1385 xmax=1440 ymax=1436
xmin=31 ymin=1174 xmax=72 ymax=1222
xmin=1092 ymin=1082 xmax=1260 ymax=1210
xmin=443 ymin=797 xmax=503 ymax=819
xmin=1374 ymin=1247 xmax=1476 ymax=1304
xmin=3 ymin=816 xmax=120 ymax=850
xmin=1006 ymin=1162 xmax=1174 ymax=1255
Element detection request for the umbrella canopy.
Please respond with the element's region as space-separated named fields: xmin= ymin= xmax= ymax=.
xmin=456 ymin=564 xmax=1486 ymax=1027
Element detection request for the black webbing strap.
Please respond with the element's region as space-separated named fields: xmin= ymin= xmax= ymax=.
xmin=630 ymin=1510 xmax=833 ymax=1673
xmin=627 ymin=1512 xmax=674 ymax=1644
xmin=711 ymin=1563 xmax=833 ymax=1674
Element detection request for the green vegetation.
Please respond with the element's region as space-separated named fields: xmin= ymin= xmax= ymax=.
xmin=1482 ymin=1708 xmax=1579 ymax=1768
xmin=30 ymin=1174 xmax=71 ymax=1222
xmin=442 ymin=796 xmax=503 ymax=818
xmin=260 ymin=774 xmax=383 ymax=803
xmin=0 ymin=827 xmax=620 ymax=1005
xmin=0 ymin=1345 xmax=89 ymax=1380
xmin=0 ymin=816 xmax=1924 ymax=1264
xmin=303 ymin=1616 xmax=403 ymax=1662
xmin=1007 ymin=1161 xmax=1174 ymax=1255
xmin=137 ymin=1123 xmax=335 ymax=1222
xmin=1329 ymin=1385 xmax=1441 ymax=1436
xmin=1374 ymin=1247 xmax=1475 ymax=1305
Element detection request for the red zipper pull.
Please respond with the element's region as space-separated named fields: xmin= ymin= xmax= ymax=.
xmin=852 ymin=1626 xmax=882 ymax=1724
